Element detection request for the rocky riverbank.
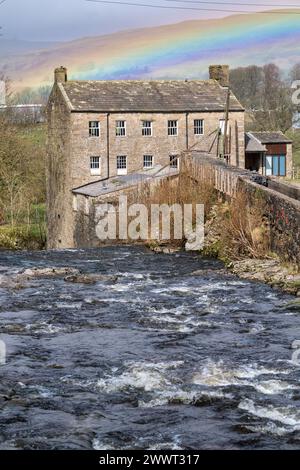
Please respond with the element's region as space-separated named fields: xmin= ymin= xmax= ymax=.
xmin=147 ymin=200 xmax=300 ymax=297
xmin=229 ymin=259 xmax=300 ymax=297
xmin=200 ymin=202 xmax=300 ymax=297
xmin=148 ymin=243 xmax=300 ymax=297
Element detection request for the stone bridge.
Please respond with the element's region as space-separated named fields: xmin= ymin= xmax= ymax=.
xmin=189 ymin=153 xmax=300 ymax=265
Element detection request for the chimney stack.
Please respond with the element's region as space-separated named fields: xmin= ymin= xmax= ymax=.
xmin=0 ymin=81 xmax=6 ymax=106
xmin=209 ymin=65 xmax=229 ymax=87
xmin=54 ymin=66 xmax=68 ymax=83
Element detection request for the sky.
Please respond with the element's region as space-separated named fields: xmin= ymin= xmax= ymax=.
xmin=0 ymin=0 xmax=300 ymax=42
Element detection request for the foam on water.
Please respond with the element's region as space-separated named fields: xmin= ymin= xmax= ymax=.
xmin=93 ymin=435 xmax=183 ymax=451
xmin=148 ymin=314 xmax=214 ymax=332
xmin=239 ymin=399 xmax=300 ymax=428
xmin=139 ymin=389 xmax=233 ymax=408
xmin=144 ymin=304 xmax=219 ymax=332
xmin=96 ymin=361 xmax=184 ymax=393
xmin=253 ymin=380 xmax=297 ymax=395
xmin=249 ymin=323 xmax=266 ymax=334
xmin=243 ymin=422 xmax=298 ymax=437
xmin=192 ymin=359 xmax=292 ymax=391
xmin=115 ymin=272 xmax=148 ymax=280
xmin=55 ymin=302 xmax=82 ymax=310
xmin=25 ymin=322 xmax=65 ymax=334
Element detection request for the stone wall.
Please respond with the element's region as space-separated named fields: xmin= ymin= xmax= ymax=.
xmin=268 ymin=178 xmax=300 ymax=200
xmin=46 ymin=84 xmax=75 ymax=249
xmin=241 ymin=180 xmax=300 ymax=265
xmin=70 ymin=110 xmax=245 ymax=188
xmin=72 ymin=175 xmax=177 ymax=248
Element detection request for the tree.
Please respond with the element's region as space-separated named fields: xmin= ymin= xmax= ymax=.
xmin=0 ymin=116 xmax=46 ymax=226
xmin=231 ymin=63 xmax=294 ymax=133
xmin=289 ymin=63 xmax=300 ymax=83
xmin=10 ymin=85 xmax=51 ymax=105
xmin=230 ymin=65 xmax=264 ymax=111
xmin=262 ymin=63 xmax=282 ymax=111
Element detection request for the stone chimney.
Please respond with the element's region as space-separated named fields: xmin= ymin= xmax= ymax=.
xmin=54 ymin=66 xmax=68 ymax=83
xmin=0 ymin=81 xmax=6 ymax=106
xmin=209 ymin=65 xmax=229 ymax=87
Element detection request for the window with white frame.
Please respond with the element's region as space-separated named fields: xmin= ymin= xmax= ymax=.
xmin=170 ymin=154 xmax=179 ymax=169
xmin=168 ymin=120 xmax=178 ymax=136
xmin=219 ymin=119 xmax=229 ymax=136
xmin=143 ymin=155 xmax=153 ymax=169
xmin=116 ymin=120 xmax=126 ymax=136
xmin=117 ymin=155 xmax=127 ymax=175
xmin=89 ymin=121 xmax=100 ymax=137
xmin=194 ymin=119 xmax=204 ymax=135
xmin=142 ymin=120 xmax=152 ymax=136
xmin=219 ymin=119 xmax=225 ymax=135
xmin=90 ymin=156 xmax=101 ymax=176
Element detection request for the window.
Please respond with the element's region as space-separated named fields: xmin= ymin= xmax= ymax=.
xmin=194 ymin=119 xmax=204 ymax=135
xmin=90 ymin=156 xmax=101 ymax=176
xmin=73 ymin=195 xmax=78 ymax=212
xmin=219 ymin=119 xmax=225 ymax=135
xmin=143 ymin=155 xmax=153 ymax=169
xmin=142 ymin=120 xmax=152 ymax=136
xmin=116 ymin=120 xmax=126 ymax=136
xmin=219 ymin=119 xmax=229 ymax=136
xmin=89 ymin=121 xmax=100 ymax=137
xmin=117 ymin=155 xmax=127 ymax=175
xmin=168 ymin=120 xmax=178 ymax=136
xmin=265 ymin=155 xmax=286 ymax=177
xmin=170 ymin=155 xmax=179 ymax=169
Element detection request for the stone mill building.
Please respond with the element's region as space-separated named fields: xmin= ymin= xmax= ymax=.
xmin=46 ymin=64 xmax=248 ymax=248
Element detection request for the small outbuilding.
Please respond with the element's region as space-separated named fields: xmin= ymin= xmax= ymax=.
xmin=245 ymin=131 xmax=292 ymax=177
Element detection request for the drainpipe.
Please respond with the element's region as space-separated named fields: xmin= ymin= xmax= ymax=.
xmin=107 ymin=113 xmax=110 ymax=179
xmin=185 ymin=112 xmax=189 ymax=150
xmin=223 ymin=87 xmax=230 ymax=162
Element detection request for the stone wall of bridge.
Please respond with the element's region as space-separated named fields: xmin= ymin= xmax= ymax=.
xmin=190 ymin=154 xmax=300 ymax=265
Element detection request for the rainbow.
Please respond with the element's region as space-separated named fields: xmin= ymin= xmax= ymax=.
xmin=70 ymin=11 xmax=300 ymax=80
xmin=7 ymin=10 xmax=300 ymax=88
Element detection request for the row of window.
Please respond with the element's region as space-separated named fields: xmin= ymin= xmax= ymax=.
xmin=89 ymin=119 xmax=205 ymax=138
xmin=90 ymin=155 xmax=179 ymax=176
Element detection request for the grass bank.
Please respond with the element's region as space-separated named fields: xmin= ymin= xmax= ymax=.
xmin=0 ymin=203 xmax=46 ymax=250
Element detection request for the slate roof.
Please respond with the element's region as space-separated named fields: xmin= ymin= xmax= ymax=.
xmin=60 ymin=79 xmax=243 ymax=112
xmin=245 ymin=133 xmax=266 ymax=153
xmin=250 ymin=131 xmax=292 ymax=144
xmin=72 ymin=166 xmax=179 ymax=197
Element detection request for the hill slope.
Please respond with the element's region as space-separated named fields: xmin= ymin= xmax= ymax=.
xmin=2 ymin=10 xmax=300 ymax=89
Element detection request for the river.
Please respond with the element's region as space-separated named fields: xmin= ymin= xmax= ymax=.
xmin=0 ymin=246 xmax=299 ymax=450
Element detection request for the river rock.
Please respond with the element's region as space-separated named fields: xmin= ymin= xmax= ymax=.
xmin=0 ymin=267 xmax=80 ymax=290
xmin=150 ymin=246 xmax=181 ymax=254
xmin=21 ymin=267 xmax=80 ymax=278
xmin=64 ymin=274 xmax=118 ymax=284
xmin=231 ymin=259 xmax=300 ymax=296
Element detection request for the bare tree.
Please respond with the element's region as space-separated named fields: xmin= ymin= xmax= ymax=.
xmin=289 ymin=63 xmax=300 ymax=83
xmin=230 ymin=65 xmax=264 ymax=111
xmin=231 ymin=63 xmax=294 ymax=133
xmin=0 ymin=116 xmax=46 ymax=226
